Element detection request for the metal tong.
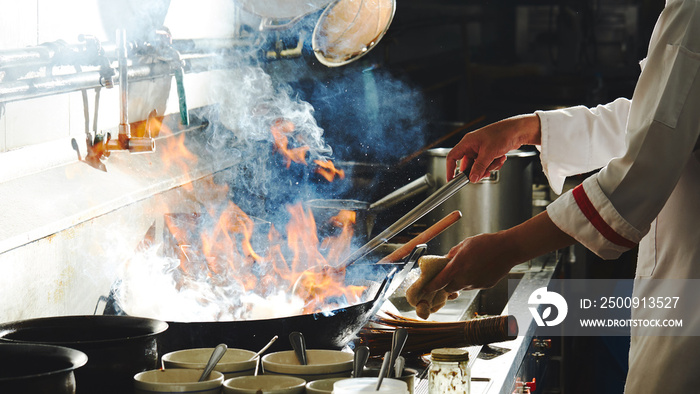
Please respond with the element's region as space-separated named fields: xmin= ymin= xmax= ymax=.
xmin=339 ymin=172 xmax=470 ymax=268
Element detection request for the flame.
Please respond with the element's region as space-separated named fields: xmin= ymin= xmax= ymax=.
xmin=314 ymin=159 xmax=345 ymax=182
xmin=123 ymin=120 xmax=366 ymax=320
xmin=270 ymin=119 xmax=309 ymax=168
xmin=160 ymin=196 xmax=366 ymax=316
xmin=322 ymin=210 xmax=356 ymax=265
xmin=270 ymin=120 xmax=344 ymax=184
xmin=158 ymin=124 xmax=198 ymax=192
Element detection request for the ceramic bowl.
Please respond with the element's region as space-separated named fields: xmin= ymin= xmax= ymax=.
xmin=162 ymin=348 xmax=258 ymax=379
xmin=133 ymin=369 xmax=223 ymax=394
xmin=261 ymin=349 xmax=353 ymax=381
xmin=333 ymin=377 xmax=408 ymax=393
xmin=223 ymin=375 xmax=306 ymax=394
xmin=305 ymin=377 xmax=349 ymax=394
xmin=362 ymin=367 xmax=418 ymax=394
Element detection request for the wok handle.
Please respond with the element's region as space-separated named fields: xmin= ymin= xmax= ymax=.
xmin=377 ymin=210 xmax=462 ymax=264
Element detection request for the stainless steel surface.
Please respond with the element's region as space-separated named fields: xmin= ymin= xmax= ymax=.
xmin=376 ymin=350 xmax=392 ymax=390
xmin=0 ymin=39 xmax=253 ymax=104
xmin=423 ymin=148 xmax=536 ymax=255
xmin=117 ymin=29 xmax=129 ymax=138
xmin=312 ymin=0 xmax=397 ymax=67
xmin=394 ymin=356 xmax=405 ymax=379
xmin=388 ymin=328 xmax=408 ymax=378
xmin=339 ymin=172 xmax=470 ymax=268
xmin=248 ymin=335 xmax=279 ymax=362
xmin=235 ymin=0 xmax=332 ymax=20
xmin=368 ymin=175 xmax=434 ymax=212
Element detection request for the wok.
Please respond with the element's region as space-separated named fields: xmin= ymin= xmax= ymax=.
xmin=0 ymin=315 xmax=168 ymax=394
xmin=0 ymin=343 xmax=87 ymax=394
xmin=306 ymin=174 xmax=433 ymax=242
xmin=108 ymin=246 xmax=425 ymax=356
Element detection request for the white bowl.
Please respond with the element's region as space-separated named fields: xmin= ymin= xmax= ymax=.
xmin=305 ymin=377 xmax=349 ymax=394
xmin=223 ymin=375 xmax=306 ymax=394
xmin=333 ymin=377 xmax=408 ymax=394
xmin=162 ymin=348 xmax=258 ymax=379
xmin=262 ymin=349 xmax=353 ymax=381
xmin=133 ymin=369 xmax=223 ymax=394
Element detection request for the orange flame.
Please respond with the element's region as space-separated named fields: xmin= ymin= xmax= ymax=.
xmin=151 ymin=119 xmax=365 ymax=315
xmin=314 ymin=159 xmax=345 ymax=182
xmin=158 ymin=124 xmax=198 ymax=192
xmin=270 ymin=119 xmax=309 ymax=168
xmin=162 ymin=197 xmax=366 ymax=314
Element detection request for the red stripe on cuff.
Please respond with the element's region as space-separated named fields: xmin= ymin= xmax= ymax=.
xmin=572 ymin=184 xmax=637 ymax=249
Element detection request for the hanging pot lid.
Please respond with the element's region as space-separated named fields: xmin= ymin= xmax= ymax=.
xmin=312 ymin=0 xmax=396 ymax=67
xmin=235 ymin=0 xmax=333 ymax=21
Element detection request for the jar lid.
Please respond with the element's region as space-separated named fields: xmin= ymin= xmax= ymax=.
xmin=430 ymin=348 xmax=470 ymax=362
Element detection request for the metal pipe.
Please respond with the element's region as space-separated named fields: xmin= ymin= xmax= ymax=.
xmin=117 ymin=29 xmax=130 ymax=144
xmin=0 ymin=54 xmax=224 ymax=104
xmin=0 ymin=38 xmax=250 ymax=72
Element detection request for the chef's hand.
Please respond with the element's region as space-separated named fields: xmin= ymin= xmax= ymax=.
xmin=422 ymin=232 xmax=516 ymax=294
xmin=423 ymin=212 xmax=577 ymax=294
xmin=446 ymin=114 xmax=541 ymax=182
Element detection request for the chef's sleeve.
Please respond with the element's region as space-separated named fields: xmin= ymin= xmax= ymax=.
xmin=534 ymin=12 xmax=700 ymax=259
xmin=535 ymin=98 xmax=631 ymax=195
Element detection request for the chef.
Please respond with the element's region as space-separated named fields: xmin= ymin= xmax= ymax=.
xmin=419 ymin=0 xmax=700 ymax=392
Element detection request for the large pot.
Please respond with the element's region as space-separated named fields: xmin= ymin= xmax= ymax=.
xmin=0 ymin=315 xmax=168 ymax=394
xmin=0 ymin=343 xmax=87 ymax=394
xmin=422 ymin=148 xmax=537 ymax=254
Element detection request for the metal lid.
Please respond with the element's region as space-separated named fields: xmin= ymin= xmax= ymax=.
xmin=312 ymin=0 xmax=396 ymax=67
xmin=430 ymin=348 xmax=470 ymax=362
xmin=235 ymin=0 xmax=333 ymax=20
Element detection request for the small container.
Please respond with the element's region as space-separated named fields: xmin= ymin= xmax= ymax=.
xmin=428 ymin=348 xmax=470 ymax=394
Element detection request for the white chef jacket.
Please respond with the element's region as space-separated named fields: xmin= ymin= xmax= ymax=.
xmin=535 ymin=0 xmax=700 ymax=392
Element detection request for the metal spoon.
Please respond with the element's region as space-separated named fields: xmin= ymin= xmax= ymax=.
xmin=289 ymin=331 xmax=307 ymax=365
xmin=247 ymin=335 xmax=279 ymax=362
xmin=388 ymin=328 xmax=408 ymax=378
xmin=375 ymin=351 xmax=391 ymax=391
xmin=394 ymin=356 xmax=405 ymax=379
xmin=352 ymin=345 xmax=370 ymax=378
xmin=198 ymin=343 xmax=227 ymax=382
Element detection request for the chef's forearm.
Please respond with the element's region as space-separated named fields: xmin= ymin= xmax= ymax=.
xmin=501 ymin=210 xmax=576 ymax=266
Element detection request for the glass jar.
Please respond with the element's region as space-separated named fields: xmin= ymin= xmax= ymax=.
xmin=428 ymin=348 xmax=470 ymax=394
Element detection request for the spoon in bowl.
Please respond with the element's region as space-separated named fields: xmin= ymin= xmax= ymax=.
xmin=247 ymin=335 xmax=279 ymax=362
xmin=198 ymin=343 xmax=227 ymax=382
xmin=289 ymin=331 xmax=308 ymax=365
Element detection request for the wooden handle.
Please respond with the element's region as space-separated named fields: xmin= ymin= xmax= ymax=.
xmin=377 ymin=210 xmax=462 ymax=264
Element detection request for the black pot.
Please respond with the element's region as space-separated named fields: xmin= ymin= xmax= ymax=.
xmin=0 ymin=343 xmax=87 ymax=394
xmin=0 ymin=315 xmax=168 ymax=394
